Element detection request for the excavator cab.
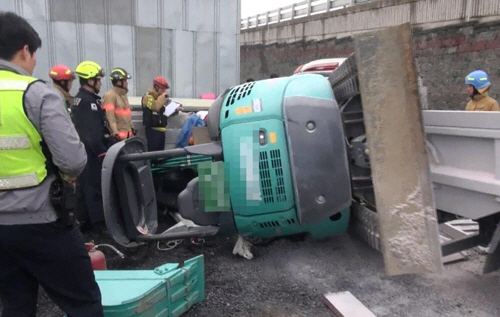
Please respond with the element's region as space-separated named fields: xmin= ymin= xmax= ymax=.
xmin=102 ymin=75 xmax=352 ymax=248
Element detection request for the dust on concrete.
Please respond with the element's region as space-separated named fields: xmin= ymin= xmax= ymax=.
xmin=388 ymin=184 xmax=441 ymax=273
xmin=14 ymin=232 xmax=500 ymax=317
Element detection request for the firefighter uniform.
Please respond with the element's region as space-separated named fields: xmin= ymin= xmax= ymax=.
xmin=466 ymin=91 xmax=499 ymax=111
xmin=465 ymin=70 xmax=500 ymax=111
xmin=142 ymin=88 xmax=168 ymax=151
xmin=71 ymin=61 xmax=112 ymax=226
xmin=103 ymin=86 xmax=133 ymax=139
xmin=0 ymin=56 xmax=103 ymax=316
xmin=142 ymin=76 xmax=171 ymax=151
xmin=53 ymin=83 xmax=74 ymax=110
xmin=49 ymin=64 xmax=75 ymax=111
xmin=103 ymin=68 xmax=133 ymax=140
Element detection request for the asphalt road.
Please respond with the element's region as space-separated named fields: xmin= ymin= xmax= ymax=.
xmin=21 ymin=231 xmax=500 ymax=317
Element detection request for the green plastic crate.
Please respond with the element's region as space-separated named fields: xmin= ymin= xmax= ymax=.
xmin=92 ymin=255 xmax=205 ymax=317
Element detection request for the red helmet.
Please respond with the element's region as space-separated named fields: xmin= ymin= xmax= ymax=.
xmin=153 ymin=76 xmax=169 ymax=89
xmin=49 ymin=64 xmax=75 ymax=81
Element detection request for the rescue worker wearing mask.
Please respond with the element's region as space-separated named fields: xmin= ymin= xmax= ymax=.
xmin=142 ymin=76 xmax=170 ymax=151
xmin=71 ymin=60 xmax=113 ymax=231
xmin=465 ymin=70 xmax=499 ymax=111
xmin=49 ymin=64 xmax=75 ymax=111
xmin=103 ymin=68 xmax=134 ymax=141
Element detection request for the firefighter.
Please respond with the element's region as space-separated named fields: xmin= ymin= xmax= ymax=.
xmin=465 ymin=70 xmax=499 ymax=111
xmin=142 ymin=76 xmax=171 ymax=151
xmin=0 ymin=12 xmax=103 ymax=316
xmin=49 ymin=64 xmax=75 ymax=111
xmin=71 ymin=60 xmax=113 ymax=231
xmin=103 ymin=68 xmax=134 ymax=141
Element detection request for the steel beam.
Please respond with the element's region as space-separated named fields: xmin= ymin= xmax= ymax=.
xmin=354 ymin=23 xmax=443 ymax=275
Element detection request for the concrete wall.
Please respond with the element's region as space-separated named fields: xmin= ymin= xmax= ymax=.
xmin=2 ymin=0 xmax=240 ymax=98
xmin=240 ymin=0 xmax=500 ymax=110
xmin=414 ymin=21 xmax=500 ymax=110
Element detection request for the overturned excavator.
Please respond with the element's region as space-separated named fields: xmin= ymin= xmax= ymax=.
xmin=102 ymin=24 xmax=500 ymax=275
xmin=102 ymin=72 xmax=352 ymax=246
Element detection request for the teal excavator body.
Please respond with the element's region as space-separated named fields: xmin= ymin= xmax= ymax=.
xmin=102 ymin=74 xmax=352 ymax=247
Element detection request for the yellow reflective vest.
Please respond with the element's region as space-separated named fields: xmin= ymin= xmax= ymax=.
xmin=0 ymin=70 xmax=48 ymax=190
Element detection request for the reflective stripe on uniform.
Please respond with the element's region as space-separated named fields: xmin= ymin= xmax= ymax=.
xmin=0 ymin=80 xmax=30 ymax=91
xmin=103 ymin=103 xmax=115 ymax=111
xmin=0 ymin=173 xmax=39 ymax=190
xmin=117 ymin=131 xmax=132 ymax=139
xmin=115 ymin=108 xmax=131 ymax=117
xmin=0 ymin=135 xmax=30 ymax=150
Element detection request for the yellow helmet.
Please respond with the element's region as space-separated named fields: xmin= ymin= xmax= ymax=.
xmin=75 ymin=60 xmax=105 ymax=79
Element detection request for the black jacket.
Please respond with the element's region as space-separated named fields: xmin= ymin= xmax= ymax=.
xmin=71 ymin=88 xmax=113 ymax=156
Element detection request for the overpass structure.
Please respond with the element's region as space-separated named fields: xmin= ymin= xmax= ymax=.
xmin=240 ymin=0 xmax=500 ymax=110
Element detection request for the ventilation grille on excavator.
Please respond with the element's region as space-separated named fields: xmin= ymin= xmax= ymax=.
xmin=259 ymin=149 xmax=287 ymax=205
xmin=259 ymin=218 xmax=296 ymax=229
xmin=225 ymin=82 xmax=255 ymax=107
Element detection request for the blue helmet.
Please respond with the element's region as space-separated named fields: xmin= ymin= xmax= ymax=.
xmin=465 ymin=70 xmax=491 ymax=90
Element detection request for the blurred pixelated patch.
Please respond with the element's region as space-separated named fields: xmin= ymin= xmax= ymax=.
xmin=198 ymin=161 xmax=231 ymax=212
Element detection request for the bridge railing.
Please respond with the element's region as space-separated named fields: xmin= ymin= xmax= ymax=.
xmin=241 ymin=0 xmax=371 ymax=29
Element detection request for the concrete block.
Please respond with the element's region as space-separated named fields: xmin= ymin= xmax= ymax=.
xmin=50 ymin=0 xmax=77 ymax=23
xmin=109 ymin=0 xmax=133 ymax=26
xmin=111 ymin=25 xmax=135 ymax=94
xmin=160 ymin=29 xmax=174 ymax=86
xmin=173 ymin=30 xmax=194 ymax=97
xmin=294 ymin=23 xmax=304 ymax=39
xmin=354 ymin=23 xmax=443 ymax=275
xmin=266 ymin=28 xmax=279 ymax=44
xmin=304 ymin=20 xmax=323 ymax=37
xmin=29 ymin=20 xmax=50 ymax=81
xmin=82 ymin=23 xmax=109 ymax=92
xmin=219 ymin=32 xmax=239 ymax=90
xmin=135 ymin=27 xmax=161 ymax=96
xmin=187 ymin=0 xmax=215 ymax=32
xmin=279 ymin=25 xmax=294 ymax=42
xmin=23 ymin=0 xmax=47 ymax=21
xmin=196 ymin=32 xmax=216 ymax=97
xmin=136 ymin=0 xmax=158 ymax=28
xmin=218 ymin=0 xmax=240 ymax=35
xmin=81 ymin=0 xmax=105 ymax=24
xmin=53 ymin=22 xmax=78 ymax=70
xmin=163 ymin=0 xmax=183 ymax=29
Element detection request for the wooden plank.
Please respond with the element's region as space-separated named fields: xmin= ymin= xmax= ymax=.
xmin=322 ymin=291 xmax=377 ymax=317
xmin=354 ymin=23 xmax=443 ymax=275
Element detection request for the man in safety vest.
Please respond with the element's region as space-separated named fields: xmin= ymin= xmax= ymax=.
xmin=142 ymin=76 xmax=171 ymax=151
xmin=49 ymin=64 xmax=75 ymax=111
xmin=103 ymin=68 xmax=134 ymax=141
xmin=0 ymin=12 xmax=103 ymax=316
xmin=71 ymin=60 xmax=113 ymax=232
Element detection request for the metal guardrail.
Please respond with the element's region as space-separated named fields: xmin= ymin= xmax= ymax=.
xmin=241 ymin=0 xmax=371 ymax=29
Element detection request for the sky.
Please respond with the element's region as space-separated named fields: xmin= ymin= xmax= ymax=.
xmin=241 ymin=0 xmax=303 ymax=18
